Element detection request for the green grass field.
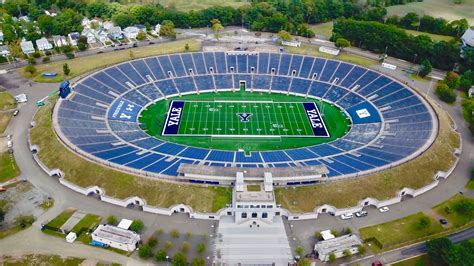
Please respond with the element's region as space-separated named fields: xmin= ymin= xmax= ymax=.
xmin=140 ymin=91 xmax=349 ymax=151
xmin=0 ymin=152 xmax=20 ymax=182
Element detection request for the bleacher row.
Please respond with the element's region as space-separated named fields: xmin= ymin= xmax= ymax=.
xmin=56 ymin=52 xmax=436 ymax=181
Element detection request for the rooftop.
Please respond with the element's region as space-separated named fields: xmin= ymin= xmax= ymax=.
xmin=92 ymin=224 xmax=139 ymax=244
xmin=314 ymin=234 xmax=362 ymax=256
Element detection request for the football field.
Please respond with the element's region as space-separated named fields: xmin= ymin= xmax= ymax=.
xmin=162 ymin=100 xmax=329 ymax=137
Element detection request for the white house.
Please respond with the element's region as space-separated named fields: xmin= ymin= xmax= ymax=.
xmin=0 ymin=46 xmax=10 ymax=57
xmin=81 ymin=28 xmax=96 ymax=44
xmin=468 ymin=87 xmax=474 ymax=98
xmin=91 ymin=224 xmax=140 ymax=252
xmin=81 ymin=17 xmax=91 ymax=28
xmin=123 ymin=26 xmax=139 ymax=40
xmin=35 ymin=37 xmax=53 ymax=51
xmin=462 ymin=28 xmax=474 ymax=48
xmin=20 ymin=40 xmax=35 ymax=55
xmin=108 ymin=26 xmax=123 ymax=40
xmin=314 ymin=234 xmax=362 ymax=262
xmin=94 ymin=28 xmax=110 ymax=45
xmin=0 ymin=30 xmax=4 ymax=44
xmin=68 ymin=32 xmax=80 ymax=46
xmin=103 ymin=21 xmax=114 ymax=31
xmin=52 ymin=35 xmax=68 ymax=47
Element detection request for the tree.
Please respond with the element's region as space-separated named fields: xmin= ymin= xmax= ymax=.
xmin=278 ymin=30 xmax=292 ymax=41
xmin=25 ymin=64 xmax=37 ymax=75
xmin=358 ymin=245 xmax=367 ymax=256
xmin=37 ymin=15 xmax=55 ymax=36
xmin=112 ymin=11 xmax=138 ymax=28
xmin=138 ymin=244 xmax=153 ymax=259
xmin=197 ymin=242 xmax=206 ymax=254
xmin=435 ymin=82 xmax=456 ymax=103
xmin=211 ymin=19 xmax=224 ymax=40
xmin=130 ymin=219 xmax=144 ymax=232
xmin=452 ymin=199 xmax=474 ymax=218
xmin=295 ymin=246 xmax=304 ymax=256
xmin=416 ymin=216 xmax=431 ymax=230
xmin=445 ymin=71 xmax=461 ymax=90
xmin=191 ymin=257 xmax=205 ymax=266
xmin=155 ymin=249 xmax=167 ymax=261
xmin=136 ymin=31 xmax=147 ymax=41
xmin=172 ymin=252 xmax=187 ymax=266
xmin=77 ymin=36 xmax=88 ymax=52
xmin=129 ymin=50 xmax=135 ymax=59
xmin=297 ymin=258 xmax=312 ymax=266
xmin=181 ymin=241 xmax=190 ymax=253
xmin=160 ymin=20 xmax=176 ymax=37
xmin=147 ymin=236 xmax=158 ymax=248
xmin=106 ymin=215 xmax=117 ymax=225
xmin=328 ymin=252 xmax=336 ymax=263
xmin=184 ymin=43 xmax=190 ymax=52
xmin=335 ymin=38 xmax=350 ymax=50
xmin=164 ymin=241 xmax=173 ymax=250
xmin=170 ymin=229 xmax=180 ymax=238
xmin=63 ymin=63 xmax=71 ymax=76
xmin=419 ymin=59 xmax=432 ymax=77
xmin=343 ymin=249 xmax=352 ymax=257
xmin=427 ymin=237 xmax=454 ymax=264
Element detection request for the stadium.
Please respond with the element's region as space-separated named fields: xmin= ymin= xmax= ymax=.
xmin=52 ymin=51 xmax=438 ymax=186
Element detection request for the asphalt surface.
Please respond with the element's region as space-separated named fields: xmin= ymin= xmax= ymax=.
xmin=0 ymin=36 xmax=472 ymax=265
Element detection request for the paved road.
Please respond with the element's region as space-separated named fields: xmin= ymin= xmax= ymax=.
xmin=349 ymin=226 xmax=474 ymax=266
xmin=0 ymin=37 xmax=472 ymax=264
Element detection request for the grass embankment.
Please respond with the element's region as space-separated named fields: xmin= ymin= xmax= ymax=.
xmin=139 ymin=91 xmax=350 ymax=151
xmin=72 ymin=214 xmax=102 ymax=244
xmin=0 ymin=152 xmax=20 ymax=182
xmin=157 ymin=0 xmax=245 ymax=11
xmin=276 ymin=102 xmax=460 ymax=212
xmin=46 ymin=208 xmax=76 ymax=229
xmin=0 ymin=254 xmax=85 ymax=266
xmin=360 ymin=195 xmax=474 ymax=253
xmin=393 ymin=254 xmax=431 ymax=266
xmin=30 ymin=100 xmax=232 ymax=212
xmin=286 ymin=44 xmax=379 ymax=68
xmin=20 ymin=39 xmax=201 ymax=83
xmin=0 ymin=91 xmax=17 ymax=134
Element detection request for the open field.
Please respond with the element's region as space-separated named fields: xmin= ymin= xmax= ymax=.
xmin=0 ymin=254 xmax=85 ymax=266
xmin=433 ymin=194 xmax=474 ymax=227
xmin=360 ymin=212 xmax=444 ymax=250
xmin=404 ymin=29 xmax=454 ymax=42
xmin=0 ymin=92 xmax=16 ymax=111
xmin=275 ymin=102 xmax=460 ymax=212
xmin=286 ymin=44 xmax=379 ymax=68
xmin=46 ymin=208 xmax=76 ymax=229
xmin=156 ymin=0 xmax=246 ymax=11
xmin=387 ymin=0 xmax=474 ymax=24
xmin=392 ymin=254 xmax=432 ymax=266
xmin=30 ymin=99 xmax=232 ymax=212
xmin=20 ymin=39 xmax=201 ymax=83
xmin=140 ymin=91 xmax=349 ymax=151
xmin=0 ymin=152 xmax=20 ymax=182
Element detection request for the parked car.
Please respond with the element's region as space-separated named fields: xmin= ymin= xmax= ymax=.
xmin=13 ymin=109 xmax=19 ymax=116
xmin=0 ymin=187 xmax=6 ymax=192
xmin=7 ymin=140 xmax=13 ymax=148
xmin=372 ymin=261 xmax=383 ymax=266
xmin=341 ymin=213 xmax=353 ymax=220
xmin=355 ymin=210 xmax=368 ymax=217
xmin=439 ymin=219 xmax=448 ymax=225
xmin=379 ymin=206 xmax=390 ymax=213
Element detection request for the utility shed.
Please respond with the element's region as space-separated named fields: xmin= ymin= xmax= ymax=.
xmin=91 ymin=224 xmax=140 ymax=252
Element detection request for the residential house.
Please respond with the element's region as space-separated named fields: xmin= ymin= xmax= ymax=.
xmin=103 ymin=21 xmax=114 ymax=31
xmin=36 ymin=37 xmax=53 ymax=51
xmin=154 ymin=24 xmax=161 ymax=36
xmin=18 ymin=16 xmax=30 ymax=23
xmin=0 ymin=46 xmax=10 ymax=57
xmin=81 ymin=28 xmax=96 ymax=44
xmin=108 ymin=26 xmax=123 ymax=41
xmin=52 ymin=35 xmax=68 ymax=47
xmin=0 ymin=30 xmax=3 ymax=44
xmin=81 ymin=17 xmax=91 ymax=28
xmin=123 ymin=26 xmax=140 ymax=40
xmin=462 ymin=28 xmax=474 ymax=48
xmin=94 ymin=28 xmax=110 ymax=45
xmin=68 ymin=32 xmax=80 ymax=46
xmin=20 ymin=40 xmax=35 ymax=55
xmin=469 ymin=87 xmax=474 ymax=98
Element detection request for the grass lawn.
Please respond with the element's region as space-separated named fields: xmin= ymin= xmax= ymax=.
xmin=30 ymin=100 xmax=232 ymax=212
xmin=1 ymin=254 xmax=85 ymax=266
xmin=433 ymin=194 xmax=474 ymax=227
xmin=467 ymin=179 xmax=474 ymax=190
xmin=0 ymin=92 xmax=17 ymax=111
xmin=156 ymin=0 xmax=245 ymax=11
xmin=311 ymin=22 xmax=334 ymax=38
xmin=359 ymin=212 xmax=444 ymax=251
xmin=71 ymin=214 xmax=102 ymax=244
xmin=404 ymin=29 xmax=454 ymax=42
xmin=276 ymin=101 xmax=460 ymax=212
xmin=0 ymin=151 xmax=20 ymax=182
xmin=46 ymin=208 xmax=76 ymax=229
xmin=139 ymin=91 xmax=350 ymax=151
xmin=393 ymin=254 xmax=432 ymax=266
xmin=286 ymin=44 xmax=379 ymax=68
xmin=0 ymin=112 xmax=12 ymax=134
xmin=0 ymin=225 xmax=31 ymax=240
xmin=20 ymin=39 xmax=201 ymax=83
xmin=387 ymin=0 xmax=474 ymax=24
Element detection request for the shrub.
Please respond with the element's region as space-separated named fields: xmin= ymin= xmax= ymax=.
xmin=328 ymin=252 xmax=336 ymax=263
xmin=191 ymin=257 xmax=205 ymax=266
xmin=416 ymin=216 xmax=431 ymax=230
xmin=138 ymin=244 xmax=153 ymax=259
xmin=32 ymin=51 xmax=41 ymax=58
xmin=25 ymin=64 xmax=37 ymax=75
xmin=164 ymin=241 xmax=173 ymax=250
xmin=295 ymin=246 xmax=304 ymax=256
xmin=181 ymin=241 xmax=190 ymax=252
xmin=0 ymin=56 xmax=8 ymax=63
xmin=28 ymin=57 xmax=36 ymax=65
xmin=435 ymin=82 xmax=457 ymax=103
xmin=106 ymin=215 xmax=117 ymax=225
xmin=343 ymin=249 xmax=352 ymax=257
xmin=185 ymin=231 xmax=192 ymax=239
xmin=172 ymin=252 xmax=187 ymax=266
xmin=155 ymin=249 xmax=167 ymax=261
xmin=148 ymin=236 xmax=158 ymax=248
xmin=197 ymin=242 xmax=206 ymax=254
xmin=65 ymin=52 xmax=75 ymax=59
xmin=170 ymin=229 xmax=180 ymax=238
xmin=345 ymin=227 xmax=352 ymax=234
xmin=358 ymin=245 xmax=367 ymax=256
xmin=45 ymin=50 xmax=52 ymax=56
xmin=42 ymin=56 xmax=50 ymax=63
xmin=15 ymin=215 xmax=35 ymax=228
xmin=130 ymin=219 xmax=144 ymax=232
xmin=63 ymin=63 xmax=70 ymax=76
xmin=419 ymin=59 xmax=432 ymax=77
xmin=452 ymin=199 xmax=474 ymax=218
